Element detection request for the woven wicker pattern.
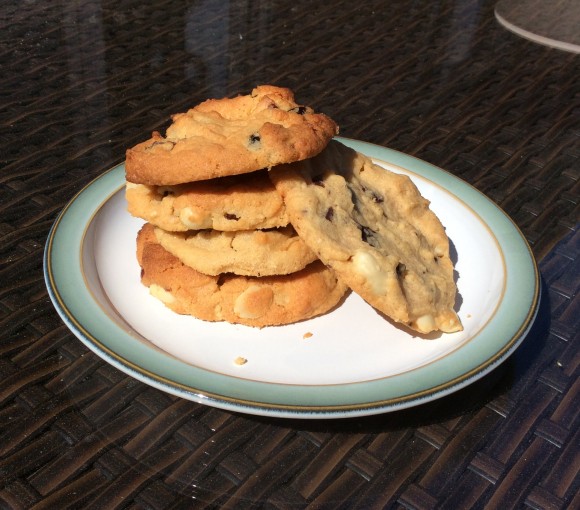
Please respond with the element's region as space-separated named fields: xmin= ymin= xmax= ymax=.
xmin=0 ymin=0 xmax=578 ymax=507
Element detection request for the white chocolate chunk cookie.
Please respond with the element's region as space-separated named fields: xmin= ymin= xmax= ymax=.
xmin=153 ymin=225 xmax=317 ymax=277
xmin=126 ymin=170 xmax=288 ymax=232
xmin=269 ymin=140 xmax=462 ymax=334
xmin=125 ymin=85 xmax=338 ymax=185
xmin=137 ymin=224 xmax=348 ymax=327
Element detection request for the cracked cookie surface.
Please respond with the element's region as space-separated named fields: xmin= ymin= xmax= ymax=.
xmin=137 ymin=224 xmax=348 ymax=327
xmin=269 ymin=140 xmax=462 ymax=334
xmin=126 ymin=170 xmax=288 ymax=232
xmin=154 ymin=225 xmax=317 ymax=277
xmin=125 ymin=85 xmax=338 ymax=185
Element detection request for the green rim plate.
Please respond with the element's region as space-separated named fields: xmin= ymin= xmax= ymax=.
xmin=44 ymin=138 xmax=540 ymax=419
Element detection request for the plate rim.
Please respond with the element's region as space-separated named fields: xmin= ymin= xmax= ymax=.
xmin=43 ymin=137 xmax=540 ymax=418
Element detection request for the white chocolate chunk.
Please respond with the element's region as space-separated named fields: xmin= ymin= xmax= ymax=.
xmin=414 ymin=314 xmax=436 ymax=333
xmin=149 ymin=284 xmax=175 ymax=304
xmin=437 ymin=310 xmax=463 ymax=333
xmin=233 ymin=285 xmax=273 ymax=319
xmin=179 ymin=207 xmax=203 ymax=229
xmin=352 ymin=250 xmax=388 ymax=294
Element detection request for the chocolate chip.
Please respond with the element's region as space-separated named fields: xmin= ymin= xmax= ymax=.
xmin=325 ymin=207 xmax=334 ymax=221
xmin=312 ymin=175 xmax=325 ymax=187
xmin=360 ymin=225 xmax=378 ymax=247
xmin=249 ymin=133 xmax=261 ymax=144
xmin=396 ymin=263 xmax=407 ymax=277
xmin=362 ymin=185 xmax=384 ymax=203
xmin=224 ymin=213 xmax=240 ymax=221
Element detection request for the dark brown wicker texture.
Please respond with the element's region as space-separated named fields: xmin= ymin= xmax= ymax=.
xmin=0 ymin=0 xmax=578 ymax=508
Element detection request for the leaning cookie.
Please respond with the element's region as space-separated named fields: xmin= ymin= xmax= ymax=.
xmin=126 ymin=85 xmax=338 ymax=185
xmin=137 ymin=224 xmax=348 ymax=327
xmin=126 ymin=170 xmax=289 ymax=232
xmin=153 ymin=225 xmax=318 ymax=277
xmin=269 ymin=140 xmax=462 ymax=334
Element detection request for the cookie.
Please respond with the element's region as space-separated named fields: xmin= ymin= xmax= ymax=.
xmin=126 ymin=170 xmax=288 ymax=232
xmin=153 ymin=225 xmax=318 ymax=277
xmin=269 ymin=140 xmax=462 ymax=334
xmin=125 ymin=85 xmax=339 ymax=185
xmin=137 ymin=224 xmax=348 ymax=327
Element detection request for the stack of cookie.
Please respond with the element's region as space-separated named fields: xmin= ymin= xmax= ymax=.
xmin=126 ymin=85 xmax=463 ymax=334
xmin=125 ymin=85 xmax=348 ymax=327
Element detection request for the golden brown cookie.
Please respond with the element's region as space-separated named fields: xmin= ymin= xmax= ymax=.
xmin=126 ymin=170 xmax=288 ymax=232
xmin=125 ymin=85 xmax=338 ymax=185
xmin=137 ymin=224 xmax=348 ymax=327
xmin=153 ymin=225 xmax=318 ymax=277
xmin=269 ymin=140 xmax=462 ymax=334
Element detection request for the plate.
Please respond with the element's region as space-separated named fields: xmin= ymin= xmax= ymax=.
xmin=44 ymin=138 xmax=540 ymax=419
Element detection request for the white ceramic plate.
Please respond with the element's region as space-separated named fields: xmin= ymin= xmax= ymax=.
xmin=44 ymin=138 xmax=540 ymax=419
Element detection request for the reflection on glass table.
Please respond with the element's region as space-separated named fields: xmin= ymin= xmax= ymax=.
xmin=495 ymin=0 xmax=580 ymax=53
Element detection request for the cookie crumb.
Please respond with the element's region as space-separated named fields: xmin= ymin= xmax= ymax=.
xmin=303 ymin=332 xmax=313 ymax=339
xmin=234 ymin=357 xmax=248 ymax=365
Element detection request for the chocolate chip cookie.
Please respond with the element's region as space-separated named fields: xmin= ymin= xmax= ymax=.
xmin=269 ymin=140 xmax=462 ymax=334
xmin=153 ymin=225 xmax=317 ymax=277
xmin=126 ymin=170 xmax=288 ymax=232
xmin=125 ymin=85 xmax=338 ymax=185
